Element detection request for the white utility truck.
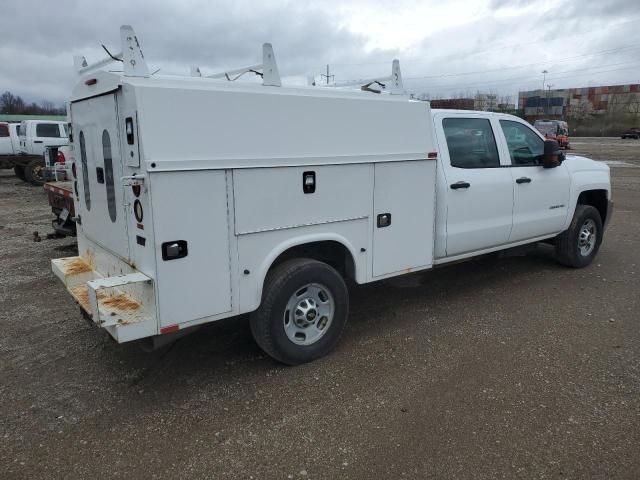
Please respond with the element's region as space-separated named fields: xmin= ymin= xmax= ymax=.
xmin=0 ymin=122 xmax=47 ymax=184
xmin=18 ymin=120 xmax=68 ymax=156
xmin=52 ymin=26 xmax=612 ymax=364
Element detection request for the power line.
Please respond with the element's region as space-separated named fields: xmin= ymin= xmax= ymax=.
xmin=405 ymin=61 xmax=640 ymax=90
xmin=328 ymin=16 xmax=640 ymax=68
xmin=406 ymin=65 xmax=640 ymax=94
xmin=403 ymin=45 xmax=640 ymax=81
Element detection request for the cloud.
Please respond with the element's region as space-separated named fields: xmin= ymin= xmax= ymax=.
xmin=0 ymin=0 xmax=637 ymax=105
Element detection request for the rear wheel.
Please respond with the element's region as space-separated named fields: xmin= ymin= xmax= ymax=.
xmin=24 ymin=158 xmax=45 ymax=186
xmin=250 ymin=258 xmax=349 ymax=365
xmin=13 ymin=165 xmax=26 ymax=181
xmin=555 ymin=205 xmax=603 ymax=268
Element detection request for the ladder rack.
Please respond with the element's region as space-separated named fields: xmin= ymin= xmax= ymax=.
xmin=72 ymin=24 xmax=404 ymax=96
xmin=190 ymin=43 xmax=281 ymax=87
xmin=330 ymin=59 xmax=405 ymax=95
xmin=74 ymin=25 xmax=149 ymax=77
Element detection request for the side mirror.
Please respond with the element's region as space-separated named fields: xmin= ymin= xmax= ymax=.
xmin=543 ymin=139 xmax=562 ymax=168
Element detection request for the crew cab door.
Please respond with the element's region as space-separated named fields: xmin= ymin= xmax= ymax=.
xmin=9 ymin=124 xmax=20 ymax=153
xmin=496 ymin=119 xmax=570 ymax=242
xmin=435 ymin=114 xmax=514 ymax=257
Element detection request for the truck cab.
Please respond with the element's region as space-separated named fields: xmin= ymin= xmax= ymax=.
xmin=432 ymin=110 xmax=609 ymax=261
xmin=18 ymin=120 xmax=68 ymax=156
xmin=0 ymin=122 xmax=20 ymax=155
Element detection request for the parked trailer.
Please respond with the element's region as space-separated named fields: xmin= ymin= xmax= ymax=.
xmin=53 ymin=26 xmax=611 ymax=364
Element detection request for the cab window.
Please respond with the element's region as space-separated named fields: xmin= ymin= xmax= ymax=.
xmin=500 ymin=120 xmax=544 ymax=166
xmin=36 ymin=123 xmax=62 ymax=138
xmin=443 ymin=118 xmax=500 ymax=168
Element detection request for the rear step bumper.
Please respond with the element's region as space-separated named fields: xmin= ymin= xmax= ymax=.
xmin=52 ymin=256 xmax=157 ymax=341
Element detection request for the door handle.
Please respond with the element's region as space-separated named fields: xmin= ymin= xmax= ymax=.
xmin=33 ymin=140 xmax=43 ymax=144
xmin=516 ymin=177 xmax=532 ymax=184
xmin=450 ymin=181 xmax=470 ymax=190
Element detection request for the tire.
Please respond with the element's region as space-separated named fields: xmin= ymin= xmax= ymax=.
xmin=555 ymin=205 xmax=603 ymax=268
xmin=250 ymin=258 xmax=349 ymax=365
xmin=24 ymin=158 xmax=45 ymax=186
xmin=13 ymin=165 xmax=26 ymax=181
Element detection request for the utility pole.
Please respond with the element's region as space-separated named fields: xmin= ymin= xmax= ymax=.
xmin=541 ymin=70 xmax=548 ymax=117
xmin=546 ymin=83 xmax=554 ymax=117
xmin=320 ymin=64 xmax=334 ymax=85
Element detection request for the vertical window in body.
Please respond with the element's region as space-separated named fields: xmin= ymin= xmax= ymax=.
xmin=79 ymin=131 xmax=91 ymax=210
xmin=102 ymin=130 xmax=117 ymax=222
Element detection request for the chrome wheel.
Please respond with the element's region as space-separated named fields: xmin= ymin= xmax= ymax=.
xmin=578 ymin=218 xmax=597 ymax=256
xmin=283 ymin=283 xmax=334 ymax=346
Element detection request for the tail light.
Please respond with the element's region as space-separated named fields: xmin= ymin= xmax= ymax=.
xmin=56 ymin=150 xmax=66 ymax=164
xmin=132 ymin=184 xmax=141 ymax=197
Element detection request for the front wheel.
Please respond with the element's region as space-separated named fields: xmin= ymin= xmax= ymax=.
xmin=555 ymin=205 xmax=603 ymax=268
xmin=24 ymin=158 xmax=46 ymax=186
xmin=250 ymin=258 xmax=349 ymax=365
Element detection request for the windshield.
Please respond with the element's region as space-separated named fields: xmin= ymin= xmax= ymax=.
xmin=534 ymin=122 xmax=557 ymax=136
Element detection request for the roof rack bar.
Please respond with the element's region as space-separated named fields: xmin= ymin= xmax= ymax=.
xmin=206 ymin=63 xmax=264 ymax=79
xmin=194 ymin=43 xmax=281 ymax=86
xmin=332 ymin=59 xmax=405 ymax=95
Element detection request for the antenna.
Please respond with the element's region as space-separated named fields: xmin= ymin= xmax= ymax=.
xmin=330 ymin=59 xmax=405 ymax=95
xmin=74 ymin=25 xmax=148 ymax=77
xmin=192 ymin=43 xmax=281 ymax=87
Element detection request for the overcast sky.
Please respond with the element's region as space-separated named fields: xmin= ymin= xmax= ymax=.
xmin=1 ymin=0 xmax=638 ymax=105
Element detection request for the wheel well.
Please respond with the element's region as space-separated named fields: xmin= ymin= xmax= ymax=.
xmin=577 ymin=189 xmax=608 ymax=224
xmin=270 ymin=241 xmax=356 ymax=281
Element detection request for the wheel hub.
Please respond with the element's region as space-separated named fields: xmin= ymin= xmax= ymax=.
xmin=284 ymin=284 xmax=335 ymax=345
xmin=577 ymin=219 xmax=597 ymax=256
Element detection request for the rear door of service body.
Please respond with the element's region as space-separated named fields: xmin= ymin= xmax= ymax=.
xmin=495 ymin=118 xmax=570 ymax=242
xmin=435 ymin=112 xmax=514 ymax=256
xmin=72 ymin=94 xmax=130 ymax=260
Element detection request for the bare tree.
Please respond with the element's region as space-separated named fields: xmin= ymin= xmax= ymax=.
xmin=0 ymin=90 xmax=65 ymax=115
xmin=0 ymin=91 xmax=23 ymax=113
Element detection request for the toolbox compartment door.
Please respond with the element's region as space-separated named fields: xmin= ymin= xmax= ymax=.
xmin=372 ymin=160 xmax=436 ymax=278
xmin=151 ymin=170 xmax=232 ymax=327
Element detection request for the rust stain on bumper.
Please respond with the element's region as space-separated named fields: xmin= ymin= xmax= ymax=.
xmin=69 ymin=285 xmax=91 ymax=312
xmin=63 ymin=258 xmax=93 ymax=275
xmin=100 ymin=293 xmax=140 ymax=311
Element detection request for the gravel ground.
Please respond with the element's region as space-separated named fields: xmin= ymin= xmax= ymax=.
xmin=1 ymin=137 xmax=639 ymax=479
